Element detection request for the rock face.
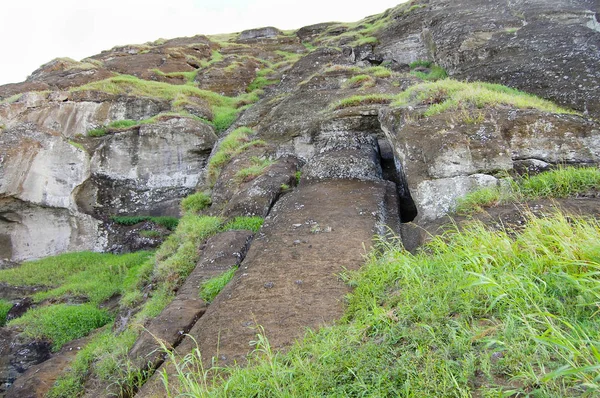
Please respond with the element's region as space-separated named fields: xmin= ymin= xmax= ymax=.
xmin=377 ymin=0 xmax=600 ymax=117
xmin=0 ymin=124 xmax=103 ymax=262
xmin=239 ymin=27 xmax=283 ymax=41
xmin=89 ymin=118 xmax=217 ymax=217
xmin=379 ymin=107 xmax=600 ymax=221
xmin=0 ymin=116 xmax=216 ymax=262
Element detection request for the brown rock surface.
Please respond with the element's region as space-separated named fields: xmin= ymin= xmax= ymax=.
xmin=137 ymin=179 xmax=400 ymax=396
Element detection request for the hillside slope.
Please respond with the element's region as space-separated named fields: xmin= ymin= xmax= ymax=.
xmin=0 ymin=0 xmax=599 ymax=396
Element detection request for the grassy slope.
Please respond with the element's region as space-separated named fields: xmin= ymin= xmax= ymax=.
xmin=456 ymin=167 xmax=600 ymax=215
xmin=44 ymin=215 xmax=263 ymax=396
xmin=162 ymin=168 xmax=600 ymax=397
xmin=332 ymin=79 xmax=578 ymax=115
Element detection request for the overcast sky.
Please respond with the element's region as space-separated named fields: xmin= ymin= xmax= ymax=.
xmin=0 ymin=0 xmax=406 ymax=86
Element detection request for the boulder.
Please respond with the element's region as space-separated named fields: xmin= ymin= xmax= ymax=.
xmin=238 ymin=27 xmax=283 ymax=41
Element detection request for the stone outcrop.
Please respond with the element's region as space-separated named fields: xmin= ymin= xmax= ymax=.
xmin=239 ymin=27 xmax=283 ymax=41
xmin=379 ymin=107 xmax=600 ymax=221
xmin=376 ymin=0 xmax=600 ymax=117
xmin=89 ymin=117 xmax=217 ymax=217
xmin=0 ymin=117 xmax=216 ymax=262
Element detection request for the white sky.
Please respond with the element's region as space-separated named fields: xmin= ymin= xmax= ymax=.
xmin=0 ymin=0 xmax=406 ymax=85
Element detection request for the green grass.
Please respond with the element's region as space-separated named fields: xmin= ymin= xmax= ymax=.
xmin=456 ymin=166 xmax=600 ymax=214
xmin=207 ymin=127 xmax=267 ymax=187
xmin=152 ymin=68 xmax=198 ymax=83
xmin=47 ymin=326 xmax=139 ymax=397
xmin=0 ymin=299 xmax=12 ymax=327
xmin=247 ymin=76 xmax=280 ymax=92
xmin=86 ymin=118 xmax=146 ymax=137
xmin=0 ymin=93 xmax=24 ymax=104
xmin=409 ymin=60 xmax=433 ymax=69
xmin=181 ymin=192 xmax=212 ymax=214
xmin=108 ymin=119 xmax=139 ymax=129
xmin=87 ymin=127 xmax=107 ymax=137
xmin=331 ymin=94 xmax=394 ymax=110
xmin=199 ymin=268 xmax=237 ymax=303
xmin=47 ymin=283 xmax=174 ymax=397
xmin=222 ymin=216 xmax=264 ymax=233
xmin=274 ymin=50 xmax=303 ymax=63
xmin=200 ymin=50 xmax=224 ymax=69
xmin=46 ymin=211 xmax=246 ymax=395
xmin=235 ymin=156 xmax=275 ymax=182
xmin=342 ymin=74 xmax=375 ymax=89
xmin=302 ymin=42 xmax=315 ymax=51
xmin=0 ymin=251 xmax=153 ymax=305
xmin=48 ymin=213 xmax=226 ymax=394
xmin=111 ymin=215 xmax=179 ymax=230
xmin=154 ymin=215 xmax=223 ymax=284
xmin=355 ymin=36 xmax=379 ymax=46
xmin=71 ymin=74 xmax=261 ymax=133
xmin=410 ymin=64 xmax=448 ymax=81
xmin=165 ymin=211 xmax=600 ymax=396
xmin=8 ymin=304 xmax=112 ymax=351
xmin=367 ymin=66 xmax=392 ymax=78
xmin=324 ymin=65 xmax=393 ymax=79
xmin=392 ymin=79 xmax=578 ymax=116
xmin=139 ymin=230 xmax=162 ymax=239
xmin=68 ymin=140 xmax=85 ymax=151
xmin=87 ymin=112 xmax=215 ymax=137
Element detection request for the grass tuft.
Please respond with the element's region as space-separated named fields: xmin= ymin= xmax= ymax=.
xmin=393 ymin=79 xmax=578 ymax=116
xmin=199 ymin=268 xmax=237 ymax=303
xmin=410 ymin=64 xmax=448 ymax=81
xmin=153 ymin=215 xmax=223 ymax=283
xmin=0 ymin=299 xmax=12 ymax=327
xmin=8 ymin=304 xmax=112 ymax=351
xmin=235 ymin=157 xmax=275 ymax=182
xmin=331 ymin=94 xmax=394 ymax=110
xmin=181 ymin=192 xmax=212 ymax=214
xmin=111 ymin=215 xmax=179 ymax=230
xmin=207 ymin=127 xmax=266 ymax=187
xmin=342 ymin=74 xmax=376 ymax=89
xmin=87 ymin=127 xmax=107 ymax=137
xmin=247 ymin=76 xmax=280 ymax=92
xmin=222 ymin=216 xmax=264 ymax=233
xmin=456 ymin=166 xmax=600 ymax=214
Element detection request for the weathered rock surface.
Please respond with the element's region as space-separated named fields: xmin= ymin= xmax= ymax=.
xmin=138 ymin=179 xmax=400 ymax=396
xmin=377 ymin=0 xmax=600 ymax=117
xmin=222 ymin=156 xmax=301 ymax=218
xmin=1 ymin=91 xmax=170 ymax=138
xmin=0 ymin=123 xmax=103 ymax=261
xmin=0 ymin=58 xmax=115 ymax=100
xmin=4 ymin=334 xmax=94 ymax=398
xmin=0 ymin=116 xmax=216 ymax=262
xmin=89 ymin=117 xmax=217 ymax=217
xmin=380 ymin=107 xmax=600 ymax=221
xmin=239 ymin=27 xmax=283 ymax=41
xmin=0 ymin=328 xmax=51 ymax=396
